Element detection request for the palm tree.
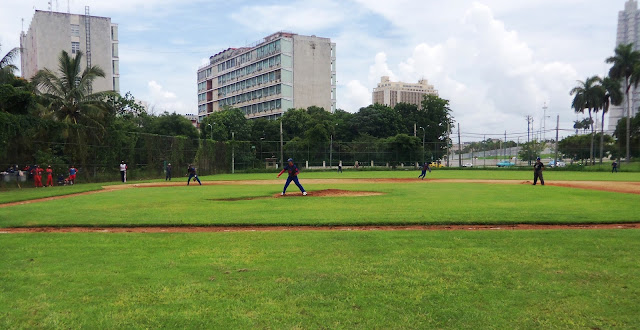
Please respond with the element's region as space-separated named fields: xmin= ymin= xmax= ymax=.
xmin=570 ymin=76 xmax=602 ymax=165
xmin=0 ymin=43 xmax=20 ymax=84
xmin=606 ymin=43 xmax=640 ymax=163
xmin=32 ymin=50 xmax=111 ymax=128
xmin=599 ymin=77 xmax=623 ymax=163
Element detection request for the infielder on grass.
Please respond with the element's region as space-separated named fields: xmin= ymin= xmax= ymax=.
xmin=187 ymin=164 xmax=202 ymax=185
xmin=277 ymin=158 xmax=307 ymax=196
xmin=418 ymin=162 xmax=431 ymax=180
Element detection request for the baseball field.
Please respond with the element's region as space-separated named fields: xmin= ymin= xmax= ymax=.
xmin=1 ymin=170 xmax=639 ymax=328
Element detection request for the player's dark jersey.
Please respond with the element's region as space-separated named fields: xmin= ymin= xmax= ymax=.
xmin=534 ymin=162 xmax=544 ymax=172
xmin=188 ymin=166 xmax=197 ymax=175
xmin=283 ymin=164 xmax=299 ymax=177
xmin=423 ymin=163 xmax=430 ymax=170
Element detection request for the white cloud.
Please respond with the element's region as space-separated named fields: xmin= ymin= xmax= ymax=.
xmin=230 ymin=0 xmax=347 ymax=34
xmin=341 ymin=80 xmax=371 ymax=112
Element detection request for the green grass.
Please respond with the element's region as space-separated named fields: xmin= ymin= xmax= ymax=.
xmin=2 ymin=181 xmax=639 ymax=227
xmin=0 ymin=183 xmax=107 ymax=204
xmin=1 ymin=230 xmax=638 ymax=328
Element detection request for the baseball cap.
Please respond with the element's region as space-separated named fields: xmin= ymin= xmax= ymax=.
xmin=536 ymin=157 xmax=541 ymax=160
xmin=287 ymin=158 xmax=294 ymax=162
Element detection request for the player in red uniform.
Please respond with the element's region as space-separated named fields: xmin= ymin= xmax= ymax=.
xmin=68 ymin=165 xmax=77 ymax=185
xmin=33 ymin=165 xmax=44 ymax=187
xmin=46 ymin=165 xmax=54 ymax=187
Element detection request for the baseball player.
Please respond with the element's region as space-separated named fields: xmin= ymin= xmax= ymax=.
xmin=418 ymin=162 xmax=431 ymax=180
xmin=33 ymin=165 xmax=43 ymax=187
xmin=277 ymin=158 xmax=307 ymax=196
xmin=45 ymin=165 xmax=54 ymax=187
xmin=533 ymin=157 xmax=545 ymax=185
xmin=68 ymin=165 xmax=77 ymax=185
xmin=119 ymin=161 xmax=127 ymax=182
xmin=187 ymin=164 xmax=202 ymax=185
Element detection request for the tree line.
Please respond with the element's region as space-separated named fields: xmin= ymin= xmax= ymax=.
xmin=569 ymin=43 xmax=640 ymax=164
xmin=1 ymin=48 xmax=455 ymax=179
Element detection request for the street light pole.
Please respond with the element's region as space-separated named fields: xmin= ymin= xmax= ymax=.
xmin=207 ymin=123 xmax=213 ymax=140
xmin=231 ymin=131 xmax=235 ymax=174
xmin=419 ymin=126 xmax=425 ymax=163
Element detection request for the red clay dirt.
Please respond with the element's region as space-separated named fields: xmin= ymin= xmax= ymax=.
xmin=1 ymin=223 xmax=639 ymax=234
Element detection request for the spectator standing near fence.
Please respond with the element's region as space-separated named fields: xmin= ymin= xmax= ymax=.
xmin=166 ymin=163 xmax=172 ymax=181
xmin=120 ymin=161 xmax=127 ymax=183
xmin=612 ymin=161 xmax=618 ymax=173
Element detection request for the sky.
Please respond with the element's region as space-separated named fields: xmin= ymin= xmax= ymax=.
xmin=0 ymin=0 xmax=631 ymax=141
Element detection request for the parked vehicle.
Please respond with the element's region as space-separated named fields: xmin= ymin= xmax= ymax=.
xmin=462 ymin=163 xmax=473 ymax=167
xmin=548 ymin=160 xmax=566 ymax=167
xmin=496 ymin=161 xmax=515 ymax=167
xmin=429 ymin=162 xmax=445 ymax=168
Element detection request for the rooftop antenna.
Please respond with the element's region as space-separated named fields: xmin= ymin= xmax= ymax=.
xmin=21 ymin=18 xmax=24 ymax=32
xmin=56 ymin=0 xmax=59 ymax=11
xmin=48 ymin=0 xmax=52 ymax=11
xmin=67 ymin=0 xmax=70 ymax=13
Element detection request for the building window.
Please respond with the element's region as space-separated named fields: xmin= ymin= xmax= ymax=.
xmin=71 ymin=24 xmax=80 ymax=37
xmin=71 ymin=42 xmax=80 ymax=54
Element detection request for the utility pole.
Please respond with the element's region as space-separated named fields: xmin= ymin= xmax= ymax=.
xmin=231 ymin=132 xmax=235 ymax=174
xmin=483 ymin=134 xmax=486 ymax=168
xmin=504 ymin=130 xmax=507 ymax=160
xmin=419 ymin=126 xmax=426 ymax=163
xmin=542 ymin=102 xmax=548 ymax=141
xmin=555 ymin=114 xmax=560 ymax=165
xmin=527 ymin=116 xmax=532 ymax=165
xmin=457 ymin=124 xmax=462 ymax=167
xmin=446 ymin=122 xmax=451 ymax=167
xmin=330 ymin=133 xmax=333 ymax=169
xmin=414 ymin=123 xmax=417 ymax=137
xmin=279 ymin=119 xmax=284 ymax=169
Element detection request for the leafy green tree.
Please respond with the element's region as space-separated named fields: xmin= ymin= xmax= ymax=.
xmin=0 ymin=43 xmax=19 ymax=85
xmin=353 ymin=104 xmax=403 ymax=138
xmin=32 ymin=51 xmax=112 ymax=128
xmin=598 ymin=77 xmax=623 ymax=163
xmin=383 ymin=134 xmax=422 ymax=165
xmin=145 ymin=112 xmax=199 ymax=140
xmin=0 ymin=84 xmax=36 ymax=115
xmin=518 ymin=141 xmax=546 ymax=163
xmin=613 ymin=112 xmax=640 ymax=159
xmin=199 ymin=108 xmax=250 ymax=141
xmin=570 ymin=76 xmax=602 ymax=164
xmin=607 ymin=43 xmax=640 ymax=163
xmin=419 ymin=94 xmax=455 ymax=160
xmin=106 ymin=91 xmax=147 ymax=118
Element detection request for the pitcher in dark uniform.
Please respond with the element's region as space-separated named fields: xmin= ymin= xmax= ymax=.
xmin=533 ymin=157 xmax=545 ymax=186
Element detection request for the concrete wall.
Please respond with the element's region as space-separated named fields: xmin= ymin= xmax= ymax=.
xmin=20 ymin=11 xmax=116 ymax=93
xmin=292 ymin=35 xmax=333 ymax=112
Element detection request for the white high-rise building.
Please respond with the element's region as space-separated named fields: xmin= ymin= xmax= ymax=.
xmin=609 ymin=0 xmax=640 ymax=132
xmin=372 ymin=76 xmax=438 ymax=109
xmin=20 ymin=10 xmax=119 ymax=93
xmin=197 ymin=32 xmax=336 ymax=121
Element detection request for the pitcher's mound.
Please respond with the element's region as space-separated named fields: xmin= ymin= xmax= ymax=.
xmin=275 ymin=189 xmax=384 ymax=198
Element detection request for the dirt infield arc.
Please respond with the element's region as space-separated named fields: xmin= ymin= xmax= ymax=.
xmin=1 ymin=178 xmax=639 ymax=209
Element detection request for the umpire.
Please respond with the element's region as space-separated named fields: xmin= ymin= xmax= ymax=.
xmin=533 ymin=157 xmax=545 ymax=186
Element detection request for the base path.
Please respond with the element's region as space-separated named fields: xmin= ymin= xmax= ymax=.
xmin=1 ymin=223 xmax=639 ymax=234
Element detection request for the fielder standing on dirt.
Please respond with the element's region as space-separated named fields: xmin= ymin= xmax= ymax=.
xmin=533 ymin=157 xmax=545 ymax=185
xmin=277 ymin=158 xmax=307 ymax=196
xmin=418 ymin=162 xmax=431 ymax=180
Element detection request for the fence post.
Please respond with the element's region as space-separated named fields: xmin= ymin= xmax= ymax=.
xmin=306 ymin=160 xmax=309 ymax=169
xmin=322 ymin=161 xmax=326 ymax=168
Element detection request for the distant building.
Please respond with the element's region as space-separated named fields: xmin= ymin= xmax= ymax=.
xmin=183 ymin=114 xmax=198 ymax=128
xmin=372 ymin=76 xmax=438 ymax=109
xmin=609 ymin=0 xmax=640 ymax=132
xmin=197 ymin=32 xmax=336 ymax=121
xmin=20 ymin=9 xmax=119 ymax=93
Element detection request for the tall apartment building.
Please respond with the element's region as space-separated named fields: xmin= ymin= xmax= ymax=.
xmin=372 ymin=76 xmax=438 ymax=109
xmin=20 ymin=9 xmax=119 ymax=93
xmin=609 ymin=0 xmax=640 ymax=132
xmin=197 ymin=32 xmax=336 ymax=121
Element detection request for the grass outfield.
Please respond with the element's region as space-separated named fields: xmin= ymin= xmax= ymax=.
xmin=1 ymin=230 xmax=638 ymax=328
xmin=1 ymin=170 xmax=638 ymax=205
xmin=0 ymin=183 xmax=108 ymax=204
xmin=1 ymin=182 xmax=639 ymax=227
